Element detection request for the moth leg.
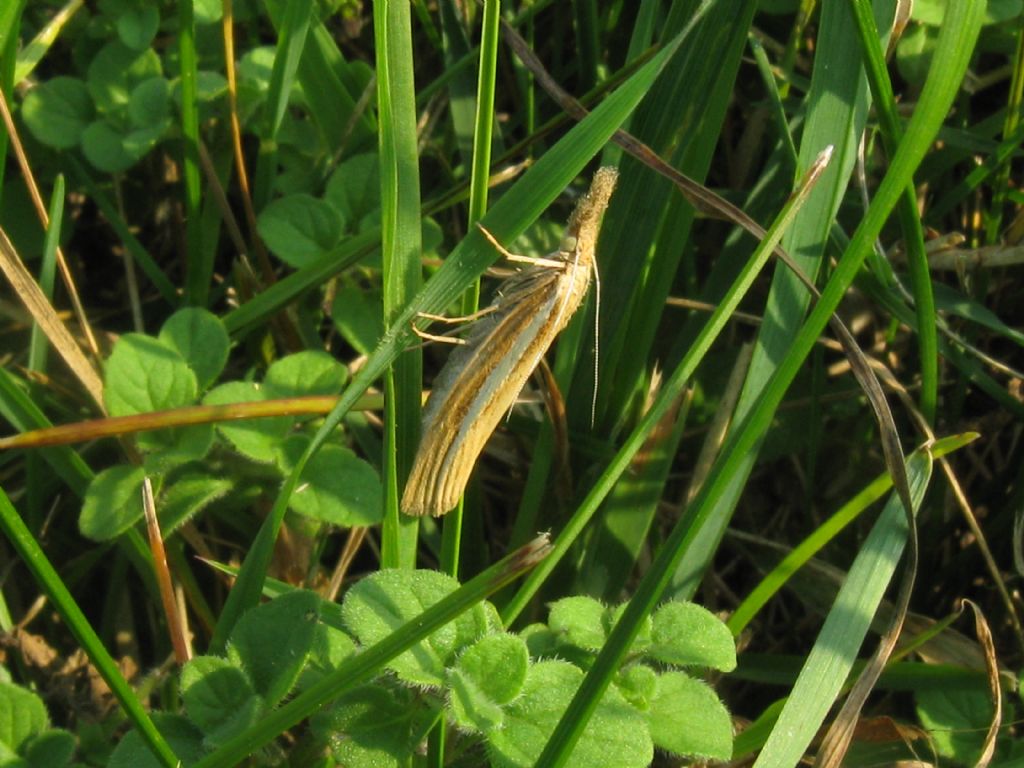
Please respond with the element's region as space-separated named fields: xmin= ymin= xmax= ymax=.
xmin=410 ymin=305 xmax=498 ymax=346
xmin=476 ymin=223 xmax=565 ymax=269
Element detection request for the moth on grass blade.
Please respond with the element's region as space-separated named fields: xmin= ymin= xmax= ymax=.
xmin=402 ymin=167 xmax=619 ymax=517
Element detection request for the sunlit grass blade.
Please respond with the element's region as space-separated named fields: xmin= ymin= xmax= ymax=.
xmin=752 ymin=449 xmax=933 ymax=767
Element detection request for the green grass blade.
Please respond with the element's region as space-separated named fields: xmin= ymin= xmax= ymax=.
xmin=848 ymin=0 xmax=937 ymax=425
xmin=752 ymin=450 xmax=933 ymax=767
xmin=0 ymin=488 xmax=178 ymax=768
xmin=177 ymin=0 xmax=205 ymax=306
xmin=27 ymin=175 xmax=63 ymax=371
xmin=376 ymin=0 xmax=423 ymax=570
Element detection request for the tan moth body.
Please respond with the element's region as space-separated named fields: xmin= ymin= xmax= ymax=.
xmin=402 ymin=167 xmax=619 ymax=517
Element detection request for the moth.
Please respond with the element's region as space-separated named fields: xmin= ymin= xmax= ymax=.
xmin=401 ymin=167 xmax=619 ymax=517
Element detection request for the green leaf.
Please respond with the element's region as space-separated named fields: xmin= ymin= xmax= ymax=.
xmin=107 ymin=714 xmax=207 ymax=768
xmin=548 ymin=596 xmax=608 ymax=652
xmin=324 ymin=153 xmax=380 ymax=231
xmin=128 ymin=77 xmax=172 ymax=129
xmin=104 ymin=333 xmax=199 ymax=416
xmin=331 ymin=285 xmax=384 ymax=356
xmin=310 ymin=683 xmax=421 ymax=768
xmin=298 ymin=609 xmax=358 ymax=688
xmin=915 ymin=680 xmax=994 ymax=763
xmin=193 ymin=0 xmax=223 ymax=25
xmin=257 ymin=194 xmax=345 ymax=268
xmin=116 ymin=5 xmax=159 ymax=50
xmin=447 ymin=633 xmax=529 ymax=732
xmin=486 ymin=660 xmax=652 ymax=768
xmin=646 ymin=671 xmax=732 ymax=760
xmin=264 ymin=350 xmax=348 ymax=397
xmin=81 ymin=120 xmax=137 ymax=173
xmin=614 ymin=664 xmax=657 ymax=710
xmin=226 ymin=590 xmax=322 ymax=707
xmin=20 ymin=77 xmax=94 ymax=149
xmin=79 ymin=464 xmax=146 ymax=541
xmin=157 ymin=469 xmax=233 ymax=533
xmin=648 ymin=602 xmax=736 ymax=671
xmin=86 ymin=41 xmax=162 ymax=115
xmin=0 ymin=682 xmax=48 ymax=753
xmin=158 ymin=308 xmax=230 ymax=390
xmin=340 ymin=569 xmax=491 ymax=687
xmin=203 ymin=381 xmax=292 ymax=463
xmin=180 ymin=656 xmax=263 ymax=748
xmin=277 ymin=436 xmax=383 ymax=527
xmin=23 ymin=729 xmax=75 ymax=767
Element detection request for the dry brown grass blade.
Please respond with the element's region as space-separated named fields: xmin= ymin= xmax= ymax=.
xmin=0 ymin=86 xmax=103 ymax=362
xmin=0 ymin=226 xmax=105 ymax=410
xmin=142 ymin=478 xmax=191 ymax=665
xmin=961 ymin=599 xmax=1002 ymax=768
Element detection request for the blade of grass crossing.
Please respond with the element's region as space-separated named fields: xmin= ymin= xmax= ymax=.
xmin=0 ymin=489 xmax=179 ymax=768
xmin=503 ymin=156 xmax=835 ymax=625
xmin=589 ymin=0 xmax=759 ymax=435
xmin=534 ymin=4 xmax=982 ymax=765
xmin=528 ymin=150 xmax=835 ymax=767
xmin=668 ymin=0 xmax=894 ymax=598
xmin=753 ymin=450 xmax=933 ymax=767
xmin=848 ymin=0 xmax=937 ymax=425
xmin=177 ymin=0 xmax=206 ymax=306
xmin=253 ymin=0 xmax=313 ymax=210
xmin=440 ymin=0 xmax=502 ymax=578
xmin=375 ymin=0 xmax=423 ymax=570
xmin=210 ymin=23 xmax=698 ymax=650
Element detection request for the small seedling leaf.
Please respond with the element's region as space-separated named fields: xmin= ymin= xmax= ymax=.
xmin=340 ymin=569 xmax=491 ymax=687
xmin=311 ymin=683 xmax=421 ymax=768
xmin=548 ymin=596 xmax=608 ymax=651
xmin=646 ymin=671 xmax=732 ymax=759
xmin=486 ymin=660 xmax=652 ymax=768
xmin=204 ymin=381 xmax=292 ymax=463
xmin=158 ymin=308 xmax=230 ymax=390
xmin=180 ymin=656 xmax=263 ymax=747
xmin=0 ymin=682 xmax=48 ymax=753
xmin=649 ymin=602 xmax=736 ymax=671
xmin=278 ymin=435 xmax=383 ymax=527
xmin=257 ymin=194 xmax=344 ymax=268
xmin=104 ymin=333 xmax=198 ymax=416
xmin=226 ymin=590 xmax=322 ymax=707
xmin=447 ymin=633 xmax=529 ymax=732
xmin=79 ymin=464 xmax=146 ymax=541
xmin=264 ymin=350 xmax=348 ymax=397
xmin=21 ymin=77 xmax=94 ymax=149
xmin=107 ymin=714 xmax=206 ymax=768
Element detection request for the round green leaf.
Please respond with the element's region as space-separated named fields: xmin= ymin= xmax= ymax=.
xmin=324 ymin=153 xmax=380 ymax=229
xmin=226 ymin=590 xmax=322 ymax=707
xmin=548 ymin=596 xmax=608 ymax=651
xmin=204 ymin=381 xmax=292 ymax=463
xmin=79 ymin=464 xmax=146 ymax=541
xmin=447 ymin=634 xmax=529 ymax=733
xmin=0 ymin=682 xmax=48 ymax=752
xmin=23 ymin=728 xmax=75 ymax=767
xmin=264 ymin=350 xmax=348 ymax=397
xmin=180 ymin=656 xmax=262 ymax=747
xmin=86 ymin=41 xmax=162 ymax=115
xmin=103 ymin=333 xmax=198 ymax=416
xmin=486 ymin=660 xmax=652 ymax=768
xmin=646 ymin=671 xmax=733 ymax=760
xmin=21 ymin=77 xmax=94 ymax=149
xmin=107 ymin=714 xmax=206 ymax=768
xmin=340 ymin=570 xmax=491 ymax=687
xmin=128 ymin=77 xmax=171 ymax=128
xmin=116 ymin=5 xmax=159 ymax=50
xmin=81 ymin=120 xmax=136 ymax=173
xmin=331 ymin=285 xmax=383 ymax=356
xmin=158 ymin=307 xmax=230 ymax=390
xmin=278 ymin=436 xmax=382 ymax=526
xmin=256 ymin=194 xmax=344 ymax=268
xmin=649 ymin=602 xmax=736 ymax=671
